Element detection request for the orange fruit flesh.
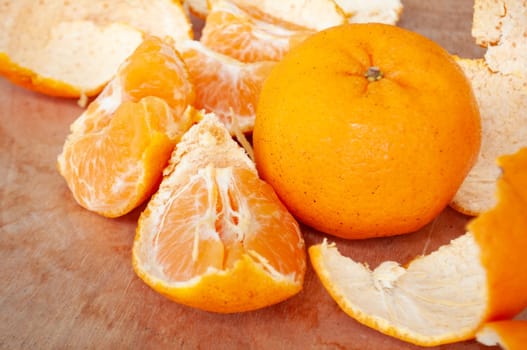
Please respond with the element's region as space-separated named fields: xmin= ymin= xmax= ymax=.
xmin=133 ymin=114 xmax=306 ymax=313
xmin=60 ymin=97 xmax=185 ymax=216
xmin=200 ymin=1 xmax=313 ymax=62
xmin=150 ymin=165 xmax=304 ymax=281
xmin=177 ymin=40 xmax=275 ymax=134
xmin=57 ymin=37 xmax=195 ymax=217
xmin=309 ymin=234 xmax=487 ymax=347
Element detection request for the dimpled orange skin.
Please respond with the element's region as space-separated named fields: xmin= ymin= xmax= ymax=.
xmin=253 ymin=23 xmax=481 ymax=239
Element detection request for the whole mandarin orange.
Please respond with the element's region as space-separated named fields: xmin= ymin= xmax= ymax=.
xmin=253 ymin=23 xmax=481 ymax=239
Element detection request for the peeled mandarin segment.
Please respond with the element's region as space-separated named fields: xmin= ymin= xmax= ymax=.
xmin=308 ymin=147 xmax=527 ymax=347
xmin=132 ymin=113 xmax=306 ymax=313
xmin=0 ymin=0 xmax=192 ymax=97
xmin=451 ymin=58 xmax=527 ymax=215
xmin=59 ymin=98 xmax=189 ymax=217
xmin=476 ymin=320 xmax=527 ymax=350
xmin=176 ymin=40 xmax=275 ymax=134
xmin=57 ymin=37 xmax=195 ymax=217
xmin=200 ymin=0 xmax=314 ymax=63
xmin=119 ymin=42 xmax=195 ymax=118
xmin=334 ymin=0 xmax=403 ymax=24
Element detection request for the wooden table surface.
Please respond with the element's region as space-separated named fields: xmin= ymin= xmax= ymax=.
xmin=1 ymin=1 xmax=523 ymax=349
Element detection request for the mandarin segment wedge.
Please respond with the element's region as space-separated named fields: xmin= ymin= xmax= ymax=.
xmin=200 ymin=0 xmax=314 ymax=63
xmin=0 ymin=0 xmax=192 ymax=97
xmin=132 ymin=113 xmax=306 ymax=313
xmin=57 ymin=36 xmax=195 ymax=217
xmin=309 ymin=147 xmax=527 ymax=347
xmin=177 ymin=40 xmax=275 ymax=134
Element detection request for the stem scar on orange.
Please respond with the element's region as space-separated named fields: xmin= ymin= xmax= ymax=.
xmin=253 ymin=23 xmax=481 ymax=239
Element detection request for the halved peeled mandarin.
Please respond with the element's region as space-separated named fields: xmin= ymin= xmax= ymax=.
xmin=57 ymin=36 xmax=195 ymax=217
xmin=132 ymin=113 xmax=306 ymax=313
xmin=309 ymin=148 xmax=527 ymax=346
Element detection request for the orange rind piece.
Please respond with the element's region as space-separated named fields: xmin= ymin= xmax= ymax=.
xmin=223 ymin=0 xmax=346 ymax=31
xmin=451 ymin=0 xmax=527 ymax=215
xmin=0 ymin=0 xmax=192 ymax=98
xmin=309 ymin=148 xmax=527 ymax=346
xmin=335 ymin=0 xmax=403 ymax=24
xmin=476 ymin=320 xmax=527 ymax=350
xmin=472 ymin=0 xmax=527 ymax=75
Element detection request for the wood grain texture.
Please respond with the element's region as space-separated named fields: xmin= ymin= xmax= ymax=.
xmin=0 ymin=0 xmax=522 ymax=349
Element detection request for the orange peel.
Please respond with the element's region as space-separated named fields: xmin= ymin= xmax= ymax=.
xmin=0 ymin=0 xmax=192 ymax=97
xmin=309 ymin=148 xmax=527 ymax=346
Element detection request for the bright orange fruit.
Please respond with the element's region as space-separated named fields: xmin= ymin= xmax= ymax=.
xmin=132 ymin=113 xmax=306 ymax=313
xmin=200 ymin=0 xmax=313 ymax=62
xmin=57 ymin=36 xmax=195 ymax=217
xmin=254 ymin=23 xmax=481 ymax=239
xmin=176 ymin=40 xmax=275 ymax=134
xmin=309 ymin=147 xmax=527 ymax=346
